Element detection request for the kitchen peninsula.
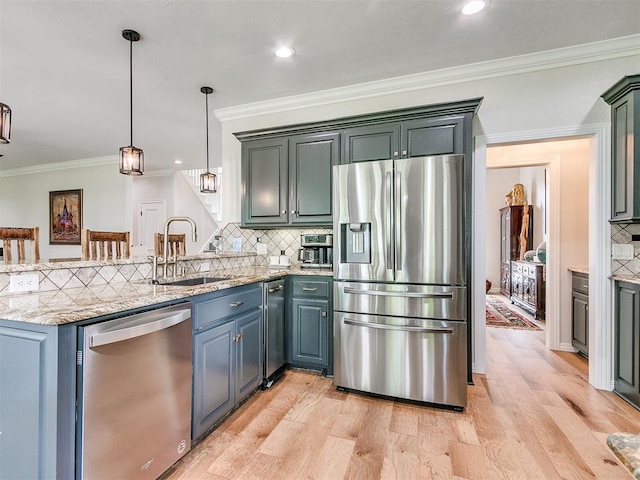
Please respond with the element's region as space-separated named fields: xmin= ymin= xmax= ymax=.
xmin=0 ymin=253 xmax=331 ymax=479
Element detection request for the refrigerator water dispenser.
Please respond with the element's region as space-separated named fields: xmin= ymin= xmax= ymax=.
xmin=340 ymin=223 xmax=371 ymax=263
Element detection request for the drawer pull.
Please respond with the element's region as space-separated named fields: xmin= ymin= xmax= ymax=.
xmin=230 ymin=301 xmax=244 ymax=308
xmin=302 ymin=287 xmax=318 ymax=292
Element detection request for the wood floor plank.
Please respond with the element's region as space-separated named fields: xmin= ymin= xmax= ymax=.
xmin=380 ymin=431 xmax=419 ymax=479
xmin=310 ymin=435 xmax=356 ymax=480
xmin=389 ymin=402 xmax=421 ymax=437
xmin=256 ymin=418 xmax=306 ymax=458
xmin=417 ymin=435 xmax=451 ymax=479
xmin=449 ymin=441 xmax=490 ymax=479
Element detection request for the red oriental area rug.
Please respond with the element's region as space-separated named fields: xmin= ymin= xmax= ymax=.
xmin=486 ymin=295 xmax=541 ymax=330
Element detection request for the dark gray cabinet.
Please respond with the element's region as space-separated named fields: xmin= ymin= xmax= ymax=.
xmin=192 ymin=283 xmax=263 ymax=440
xmin=288 ymin=132 xmax=340 ymax=225
xmin=571 ymin=272 xmax=589 ymax=357
xmin=241 ymin=138 xmax=288 ymax=226
xmin=286 ymin=276 xmax=332 ymax=373
xmin=342 ymin=115 xmax=464 ymax=163
xmin=240 ymin=132 xmax=339 ymax=228
xmin=602 ymin=74 xmax=640 ymax=223
xmin=615 ymin=280 xmax=640 ymax=408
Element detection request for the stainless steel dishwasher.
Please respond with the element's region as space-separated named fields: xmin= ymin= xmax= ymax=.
xmin=78 ymin=303 xmax=193 ymax=480
xmin=264 ymin=279 xmax=285 ymax=386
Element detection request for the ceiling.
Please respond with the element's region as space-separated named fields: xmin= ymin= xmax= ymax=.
xmin=1 ymin=0 xmax=639 ymax=172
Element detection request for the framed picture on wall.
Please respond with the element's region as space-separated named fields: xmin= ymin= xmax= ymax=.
xmin=49 ymin=189 xmax=83 ymax=244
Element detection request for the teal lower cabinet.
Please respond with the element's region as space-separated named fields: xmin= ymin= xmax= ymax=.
xmin=192 ymin=283 xmax=263 ymax=441
xmin=615 ymin=280 xmax=640 ymax=408
xmin=0 ymin=321 xmax=76 ymax=480
xmin=286 ymin=276 xmax=333 ymax=374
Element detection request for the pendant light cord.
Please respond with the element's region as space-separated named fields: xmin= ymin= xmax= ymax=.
xmin=129 ymin=37 xmax=134 ymax=146
xmin=205 ymin=91 xmax=210 ymax=173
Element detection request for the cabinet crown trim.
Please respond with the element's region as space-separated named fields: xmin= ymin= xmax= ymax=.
xmin=601 ymin=73 xmax=640 ymax=105
xmin=233 ymin=98 xmax=482 ymax=140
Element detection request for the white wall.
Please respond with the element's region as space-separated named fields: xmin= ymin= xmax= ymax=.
xmin=519 ymin=166 xmax=547 ymax=250
xmin=0 ymin=159 xmax=131 ymax=260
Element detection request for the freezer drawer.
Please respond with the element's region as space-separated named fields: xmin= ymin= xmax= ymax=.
xmin=334 ymin=281 xmax=466 ymax=321
xmin=334 ymin=311 xmax=467 ymax=408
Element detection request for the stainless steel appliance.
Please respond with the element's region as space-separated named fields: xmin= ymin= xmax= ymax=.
xmin=298 ymin=233 xmax=333 ymax=269
xmin=333 ymin=154 xmax=467 ymax=409
xmin=78 ymin=303 xmax=193 ymax=479
xmin=264 ymin=279 xmax=286 ymax=386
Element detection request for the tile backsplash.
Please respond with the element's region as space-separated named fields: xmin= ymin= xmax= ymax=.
xmin=219 ymin=223 xmax=332 ymax=267
xmin=612 ymin=223 xmax=640 ymax=275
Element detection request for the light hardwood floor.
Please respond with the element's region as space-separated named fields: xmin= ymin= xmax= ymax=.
xmin=165 ymin=328 xmax=639 ymax=480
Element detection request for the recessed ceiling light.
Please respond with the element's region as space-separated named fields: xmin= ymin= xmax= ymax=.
xmin=174 ymin=159 xmax=183 ymax=164
xmin=462 ymin=0 xmax=487 ymax=15
xmin=275 ymin=46 xmax=295 ymax=58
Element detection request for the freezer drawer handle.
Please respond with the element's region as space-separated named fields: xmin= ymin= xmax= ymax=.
xmin=343 ymin=287 xmax=453 ymax=299
xmin=89 ymin=309 xmax=191 ymax=347
xmin=230 ymin=301 xmax=244 ymax=307
xmin=268 ymin=285 xmax=284 ymax=293
xmin=344 ymin=318 xmax=454 ymax=334
xmin=302 ymin=287 xmax=317 ymax=292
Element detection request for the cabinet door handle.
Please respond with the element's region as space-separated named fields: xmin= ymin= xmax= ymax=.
xmin=393 ymin=151 xmax=399 ymax=158
xmin=402 ymin=150 xmax=407 ymax=157
xmin=290 ymin=210 xmax=297 ymax=214
xmin=302 ymin=287 xmax=317 ymax=292
xmin=230 ymin=301 xmax=244 ymax=307
xmin=321 ymin=311 xmax=327 ymax=317
xmin=268 ymin=285 xmax=284 ymax=293
xmin=281 ymin=210 xmax=286 ymax=215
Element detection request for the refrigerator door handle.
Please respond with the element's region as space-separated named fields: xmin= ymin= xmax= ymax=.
xmin=344 ymin=318 xmax=454 ymax=334
xmin=342 ymin=286 xmax=454 ymax=299
xmin=386 ymin=171 xmax=393 ymax=270
xmin=394 ymin=169 xmax=402 ymax=271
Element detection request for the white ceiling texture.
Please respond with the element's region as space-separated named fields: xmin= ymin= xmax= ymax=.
xmin=0 ymin=0 xmax=639 ymax=172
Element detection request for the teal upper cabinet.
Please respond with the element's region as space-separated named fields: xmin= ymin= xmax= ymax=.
xmin=602 ymin=74 xmax=640 ymax=223
xmin=241 ymin=138 xmax=288 ymax=226
xmin=343 ymin=116 xmax=464 ymax=163
xmin=289 ymin=132 xmax=340 ymax=225
xmin=235 ymin=98 xmax=482 ymax=228
xmin=240 ymin=133 xmax=339 ymax=228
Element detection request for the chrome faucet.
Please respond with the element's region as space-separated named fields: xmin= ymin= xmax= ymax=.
xmin=161 ymin=216 xmax=197 ymax=279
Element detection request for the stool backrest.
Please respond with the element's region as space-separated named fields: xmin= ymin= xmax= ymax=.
xmin=0 ymin=226 xmax=40 ymax=262
xmin=82 ymin=229 xmax=130 ymax=260
xmin=154 ymin=233 xmax=186 ymax=257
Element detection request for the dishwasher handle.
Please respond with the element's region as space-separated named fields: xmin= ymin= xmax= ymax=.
xmin=89 ymin=308 xmax=191 ymax=347
xmin=344 ymin=318 xmax=454 ymax=334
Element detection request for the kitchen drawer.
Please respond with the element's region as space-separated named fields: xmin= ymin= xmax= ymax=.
xmin=572 ymin=273 xmax=589 ymax=295
xmin=291 ymin=279 xmax=330 ymax=298
xmin=195 ymin=284 xmax=262 ymax=330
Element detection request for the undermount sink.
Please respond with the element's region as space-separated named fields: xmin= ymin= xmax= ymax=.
xmin=160 ymin=276 xmax=228 ymax=287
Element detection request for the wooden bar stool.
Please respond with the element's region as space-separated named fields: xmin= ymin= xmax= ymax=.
xmin=82 ymin=229 xmax=130 ymax=260
xmin=0 ymin=226 xmax=40 ymax=262
xmin=154 ymin=233 xmax=186 ymax=257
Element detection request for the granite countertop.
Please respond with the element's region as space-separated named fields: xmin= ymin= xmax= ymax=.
xmin=567 ymin=266 xmax=589 ymax=275
xmin=611 ymin=274 xmax=640 ymax=286
xmin=607 ymin=432 xmax=640 ymax=479
xmin=0 ymin=266 xmax=332 ymax=326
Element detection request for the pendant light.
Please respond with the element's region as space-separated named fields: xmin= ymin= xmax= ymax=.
xmin=199 ymin=86 xmax=217 ymax=193
xmin=119 ymin=29 xmax=144 ymax=175
xmin=0 ymin=102 xmax=11 ymax=144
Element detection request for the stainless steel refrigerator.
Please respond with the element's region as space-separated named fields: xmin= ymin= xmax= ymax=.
xmin=333 ymin=154 xmax=468 ymax=409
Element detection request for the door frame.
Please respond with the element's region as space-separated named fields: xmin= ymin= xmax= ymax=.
xmin=473 ymin=123 xmax=611 ymax=390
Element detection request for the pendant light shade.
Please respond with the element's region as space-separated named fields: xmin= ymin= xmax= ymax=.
xmin=199 ymin=86 xmax=217 ymax=193
xmin=119 ymin=29 xmax=144 ymax=175
xmin=0 ymin=102 xmax=11 ymax=144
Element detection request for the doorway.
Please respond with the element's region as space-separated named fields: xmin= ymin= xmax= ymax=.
xmin=472 ymin=124 xmax=611 ymax=390
xmin=138 ymin=200 xmax=166 ymax=255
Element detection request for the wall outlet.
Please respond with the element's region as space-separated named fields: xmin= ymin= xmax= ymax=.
xmin=200 ymin=262 xmax=210 ymax=272
xmin=231 ymin=237 xmax=242 ymax=253
xmin=256 ymin=242 xmax=268 ymax=255
xmin=612 ymin=244 xmax=634 ymax=261
xmin=9 ymin=273 xmax=40 ymax=293
xmin=10 ymin=295 xmax=40 ymax=310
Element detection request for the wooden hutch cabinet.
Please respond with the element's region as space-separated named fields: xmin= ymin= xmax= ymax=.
xmin=499 ymin=205 xmax=533 ymax=296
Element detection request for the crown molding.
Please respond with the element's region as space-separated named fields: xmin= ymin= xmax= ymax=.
xmin=215 ymin=34 xmax=640 ymax=122
xmin=0 ymin=156 xmax=117 ymax=177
